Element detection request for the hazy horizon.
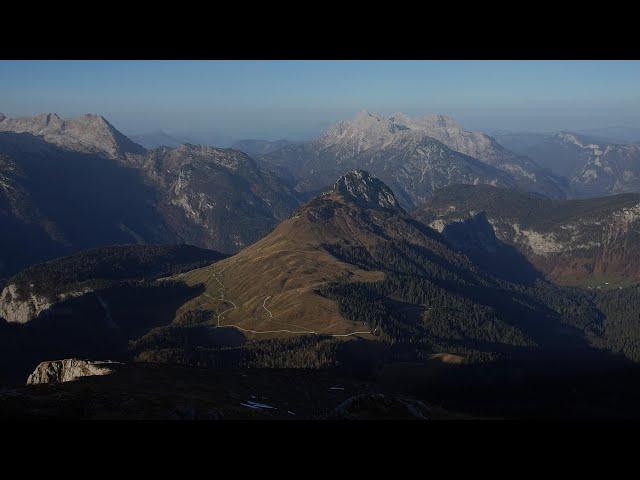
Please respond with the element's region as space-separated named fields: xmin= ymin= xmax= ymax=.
xmin=2 ymin=60 xmax=640 ymax=146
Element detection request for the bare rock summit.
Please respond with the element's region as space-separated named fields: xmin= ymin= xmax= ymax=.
xmin=0 ymin=112 xmax=145 ymax=159
xmin=26 ymin=358 xmax=121 ymax=385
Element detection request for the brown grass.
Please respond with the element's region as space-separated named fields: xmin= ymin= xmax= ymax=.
xmin=175 ymin=205 xmax=384 ymax=337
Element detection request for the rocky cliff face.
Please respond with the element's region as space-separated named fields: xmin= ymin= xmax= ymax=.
xmin=386 ymin=113 xmax=567 ymax=198
xmin=0 ymin=283 xmax=57 ymax=324
xmin=0 ymin=283 xmax=95 ymax=324
xmin=134 ymin=144 xmax=300 ymax=252
xmin=416 ymin=184 xmax=640 ymax=284
xmin=565 ymin=133 xmax=640 ymax=197
xmin=332 ymin=169 xmax=402 ymax=211
xmin=26 ymin=359 xmax=119 ymax=385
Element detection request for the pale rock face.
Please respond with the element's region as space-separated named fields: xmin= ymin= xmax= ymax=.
xmin=265 ymin=111 xmax=515 ymax=208
xmin=0 ymin=284 xmax=53 ymax=324
xmin=553 ymin=132 xmax=640 ymax=196
xmin=313 ymin=111 xmax=565 ymax=199
xmin=0 ymin=112 xmax=145 ymax=159
xmin=389 ymin=112 xmax=500 ymax=162
xmin=511 ymin=224 xmax=564 ymax=255
xmin=428 ymin=219 xmax=448 ymax=233
xmin=142 ymin=144 xmax=299 ymax=253
xmin=0 ymin=283 xmax=91 ymax=324
xmin=26 ymin=359 xmax=120 ymax=385
xmin=320 ymin=111 xmax=415 ymax=152
xmin=418 ymin=185 xmax=640 ymax=282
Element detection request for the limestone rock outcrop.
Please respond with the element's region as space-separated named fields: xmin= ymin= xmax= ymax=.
xmin=26 ymin=359 xmax=120 ymax=385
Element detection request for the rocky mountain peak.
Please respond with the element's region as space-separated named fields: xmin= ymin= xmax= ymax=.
xmin=332 ymin=169 xmax=402 ymax=211
xmin=320 ymin=111 xmax=476 ymax=153
xmin=0 ymin=112 xmax=145 ymax=159
xmin=319 ymin=111 xmax=413 ymax=150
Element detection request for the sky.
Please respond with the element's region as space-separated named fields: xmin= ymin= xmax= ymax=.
xmin=1 ymin=60 xmax=640 ymax=146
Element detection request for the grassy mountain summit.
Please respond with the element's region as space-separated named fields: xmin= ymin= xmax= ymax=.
xmin=170 ymin=170 xmax=610 ymax=362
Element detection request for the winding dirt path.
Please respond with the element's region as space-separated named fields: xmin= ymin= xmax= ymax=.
xmin=199 ymin=266 xmax=372 ymax=337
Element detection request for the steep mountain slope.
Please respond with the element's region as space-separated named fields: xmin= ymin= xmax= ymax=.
xmin=0 ymin=244 xmax=224 ymax=383
xmin=0 ymin=113 xmax=301 ymax=276
xmin=495 ymin=131 xmax=640 ymax=197
xmin=494 ymin=131 xmax=595 ymax=178
xmin=0 ymin=152 xmax=69 ymax=277
xmin=171 ymin=171 xmax=604 ymax=361
xmin=128 ymin=144 xmax=300 ymax=253
xmin=261 ymin=112 xmax=517 ymax=208
xmin=0 ymin=244 xmax=225 ymax=324
xmin=568 ymin=135 xmax=640 ymax=197
xmin=415 ymin=184 xmax=640 ymax=285
xmin=0 ymin=131 xmax=176 ymax=279
xmin=0 ymin=112 xmax=145 ymax=159
xmin=386 ymin=113 xmax=566 ymax=198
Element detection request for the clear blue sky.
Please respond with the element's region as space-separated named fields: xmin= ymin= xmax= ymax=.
xmin=1 ymin=60 xmax=639 ymax=146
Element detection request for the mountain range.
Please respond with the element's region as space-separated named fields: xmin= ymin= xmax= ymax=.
xmin=170 ymin=170 xmax=600 ymax=354
xmin=495 ymin=130 xmax=640 ymax=197
xmin=415 ymin=184 xmax=640 ymax=285
xmin=3 ymin=166 xmax=640 ymax=420
xmin=5 ymin=169 xmax=638 ymax=382
xmin=0 ymin=112 xmax=301 ymax=278
xmin=3 ymin=110 xmax=640 ymax=287
xmin=2 ymin=108 xmax=640 ymax=419
xmin=257 ymin=111 xmax=567 ymax=206
xmin=0 ymin=109 xmax=579 ymax=281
